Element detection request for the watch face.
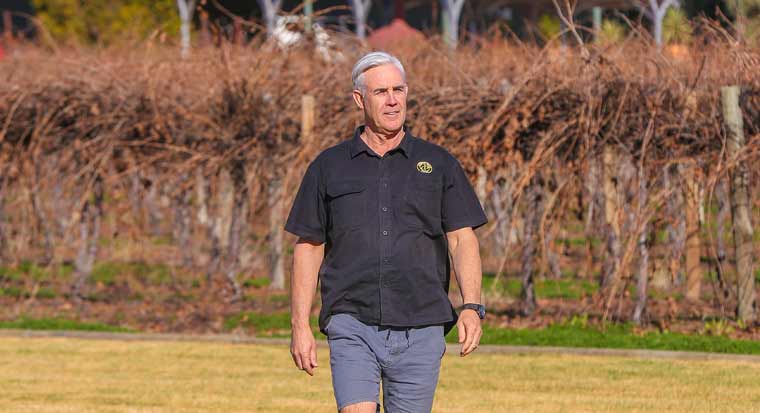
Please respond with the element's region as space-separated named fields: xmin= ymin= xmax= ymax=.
xmin=463 ymin=304 xmax=485 ymax=319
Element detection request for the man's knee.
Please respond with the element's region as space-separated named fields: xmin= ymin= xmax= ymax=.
xmin=340 ymin=401 xmax=377 ymax=413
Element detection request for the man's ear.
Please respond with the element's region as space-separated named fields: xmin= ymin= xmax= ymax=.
xmin=352 ymin=89 xmax=364 ymax=110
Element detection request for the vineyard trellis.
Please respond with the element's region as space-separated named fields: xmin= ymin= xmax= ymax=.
xmin=0 ymin=20 xmax=758 ymax=325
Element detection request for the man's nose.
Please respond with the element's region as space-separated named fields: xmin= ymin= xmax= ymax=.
xmin=386 ymin=91 xmax=398 ymax=105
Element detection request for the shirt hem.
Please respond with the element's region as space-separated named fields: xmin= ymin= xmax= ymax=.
xmin=283 ymin=223 xmax=325 ymax=243
xmin=442 ymin=217 xmax=488 ymax=233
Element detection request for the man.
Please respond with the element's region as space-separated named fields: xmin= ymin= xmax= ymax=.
xmin=285 ymin=51 xmax=487 ymax=413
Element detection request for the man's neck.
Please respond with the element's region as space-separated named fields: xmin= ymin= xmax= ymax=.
xmin=360 ymin=126 xmax=405 ymax=157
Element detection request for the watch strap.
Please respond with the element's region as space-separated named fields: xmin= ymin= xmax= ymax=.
xmin=460 ymin=303 xmax=485 ymax=319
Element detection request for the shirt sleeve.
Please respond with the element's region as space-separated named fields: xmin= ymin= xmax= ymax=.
xmin=441 ymin=154 xmax=488 ymax=233
xmin=284 ymin=159 xmax=327 ymax=243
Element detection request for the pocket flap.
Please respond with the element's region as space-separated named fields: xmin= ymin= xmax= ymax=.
xmin=411 ymin=178 xmax=441 ymax=192
xmin=326 ymin=180 xmax=365 ymax=197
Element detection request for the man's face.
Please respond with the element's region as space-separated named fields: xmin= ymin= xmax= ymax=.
xmin=353 ymin=64 xmax=407 ymax=135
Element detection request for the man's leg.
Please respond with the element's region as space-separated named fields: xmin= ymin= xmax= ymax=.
xmin=340 ymin=401 xmax=377 ymax=413
xmin=381 ymin=325 xmax=446 ymax=413
xmin=327 ymin=314 xmax=382 ymax=413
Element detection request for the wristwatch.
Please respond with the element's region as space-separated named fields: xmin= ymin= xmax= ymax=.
xmin=460 ymin=303 xmax=486 ymax=319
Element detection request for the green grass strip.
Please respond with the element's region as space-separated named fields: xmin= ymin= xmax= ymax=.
xmin=443 ymin=323 xmax=760 ymax=355
xmin=0 ymin=317 xmax=133 ymax=333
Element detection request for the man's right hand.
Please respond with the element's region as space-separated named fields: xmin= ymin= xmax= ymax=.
xmin=290 ymin=325 xmax=318 ymax=376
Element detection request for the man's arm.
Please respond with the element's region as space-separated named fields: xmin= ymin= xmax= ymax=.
xmin=446 ymin=226 xmax=483 ymax=357
xmin=290 ymin=237 xmax=324 ymax=376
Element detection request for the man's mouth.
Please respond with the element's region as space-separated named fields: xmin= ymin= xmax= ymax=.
xmin=384 ymin=110 xmax=400 ymax=116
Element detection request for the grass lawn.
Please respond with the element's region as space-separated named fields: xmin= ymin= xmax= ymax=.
xmin=1 ymin=337 xmax=759 ymax=413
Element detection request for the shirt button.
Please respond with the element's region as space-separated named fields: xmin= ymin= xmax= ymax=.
xmin=382 ymin=207 xmax=388 ymax=212
xmin=382 ymin=230 xmax=388 ymax=236
xmin=383 ymin=183 xmax=388 ymax=188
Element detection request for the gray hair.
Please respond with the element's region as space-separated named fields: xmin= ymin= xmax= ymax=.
xmin=351 ymin=52 xmax=406 ymax=94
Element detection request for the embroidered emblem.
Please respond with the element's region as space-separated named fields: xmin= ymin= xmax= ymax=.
xmin=416 ymin=161 xmax=433 ymax=174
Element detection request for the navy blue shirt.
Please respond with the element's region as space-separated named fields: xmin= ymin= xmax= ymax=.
xmin=284 ymin=126 xmax=487 ymax=335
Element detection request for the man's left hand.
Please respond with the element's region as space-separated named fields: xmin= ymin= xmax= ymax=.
xmin=456 ymin=309 xmax=482 ymax=357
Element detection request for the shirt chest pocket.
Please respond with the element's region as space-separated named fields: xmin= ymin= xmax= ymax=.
xmin=401 ymin=178 xmax=443 ymax=236
xmin=326 ymin=180 xmax=367 ymax=231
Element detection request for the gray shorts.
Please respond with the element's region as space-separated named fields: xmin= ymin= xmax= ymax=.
xmin=325 ymin=313 xmax=446 ymax=412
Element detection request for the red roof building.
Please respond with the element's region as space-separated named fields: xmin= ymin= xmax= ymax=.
xmin=367 ymin=18 xmax=425 ymax=50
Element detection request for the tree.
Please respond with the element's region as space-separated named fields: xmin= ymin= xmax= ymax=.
xmin=634 ymin=0 xmax=680 ymax=47
xmin=349 ymin=0 xmax=372 ymax=40
xmin=440 ymin=0 xmax=465 ymax=49
xmin=725 ymin=0 xmax=760 ymax=41
xmin=176 ymin=0 xmax=196 ymax=57
xmin=32 ymin=0 xmax=179 ymax=44
xmin=257 ymin=0 xmax=282 ymax=38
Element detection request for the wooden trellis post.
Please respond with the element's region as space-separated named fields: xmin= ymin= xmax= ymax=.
xmin=721 ymin=85 xmax=756 ymax=323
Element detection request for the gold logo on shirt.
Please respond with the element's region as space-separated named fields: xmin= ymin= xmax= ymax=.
xmin=416 ymin=161 xmax=433 ymax=174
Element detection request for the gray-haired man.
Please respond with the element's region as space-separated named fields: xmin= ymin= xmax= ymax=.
xmin=286 ymin=51 xmax=487 ymax=412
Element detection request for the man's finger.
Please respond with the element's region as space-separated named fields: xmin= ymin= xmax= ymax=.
xmin=294 ymin=352 xmax=304 ymax=370
xmin=461 ymin=323 xmax=475 ymax=356
xmin=463 ymin=327 xmax=482 ymax=356
xmin=309 ymin=345 xmax=318 ymax=368
xmin=302 ymin=354 xmax=315 ymax=376
xmin=464 ymin=328 xmax=482 ymax=356
xmin=457 ymin=321 xmax=467 ymax=344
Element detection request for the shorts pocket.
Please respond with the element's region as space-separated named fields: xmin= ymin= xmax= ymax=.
xmin=325 ymin=315 xmax=337 ymax=337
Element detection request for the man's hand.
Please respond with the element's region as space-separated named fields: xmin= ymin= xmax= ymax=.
xmin=290 ymin=325 xmax=318 ymax=376
xmin=456 ymin=309 xmax=482 ymax=357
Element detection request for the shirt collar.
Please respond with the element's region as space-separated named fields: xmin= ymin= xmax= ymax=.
xmin=349 ymin=125 xmax=414 ymax=159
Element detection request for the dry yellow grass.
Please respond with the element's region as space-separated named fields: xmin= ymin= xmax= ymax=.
xmin=1 ymin=337 xmax=759 ymax=412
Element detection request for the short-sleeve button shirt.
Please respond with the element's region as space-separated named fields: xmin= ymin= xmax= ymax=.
xmin=285 ymin=125 xmax=487 ymax=335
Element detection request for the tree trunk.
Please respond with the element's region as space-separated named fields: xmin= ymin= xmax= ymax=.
xmin=31 ymin=162 xmax=54 ymax=265
xmin=0 ymin=175 xmax=8 ymax=263
xmin=633 ymin=166 xmax=649 ymax=325
xmin=683 ymin=165 xmax=702 ymax=301
xmin=144 ymin=175 xmax=163 ymax=237
xmin=268 ymin=175 xmax=286 ymax=290
xmin=475 ymin=165 xmax=488 ymax=211
xmin=349 ymin=0 xmax=372 ymax=40
xmin=441 ymin=0 xmax=464 ymax=49
xmin=257 ymin=0 xmax=282 ymax=38
xmin=491 ymin=166 xmax=515 ymax=257
xmin=653 ymin=11 xmax=664 ymax=47
xmin=722 ymin=85 xmax=757 ymax=323
xmin=714 ymin=177 xmax=731 ymax=303
xmin=664 ymin=165 xmax=686 ymax=287
xmin=542 ymin=221 xmax=562 ymax=280
xmin=173 ymin=173 xmax=193 ymax=268
xmin=601 ymin=145 xmax=622 ymax=291
xmin=30 ymin=189 xmax=54 ymax=266
xmin=520 ymin=179 xmax=542 ymax=316
xmin=204 ymin=170 xmax=230 ymax=291
xmin=71 ymin=176 xmax=104 ymax=299
xmin=225 ymin=162 xmax=246 ymax=301
xmin=176 ymin=0 xmax=196 ymax=58
xmin=52 ymin=178 xmax=72 ymax=244
xmin=583 ymin=156 xmax=603 ymax=279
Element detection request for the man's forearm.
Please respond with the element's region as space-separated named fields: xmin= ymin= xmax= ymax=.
xmin=290 ymin=240 xmax=324 ymax=329
xmin=449 ymin=230 xmax=482 ymax=304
